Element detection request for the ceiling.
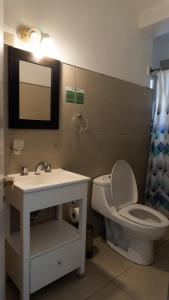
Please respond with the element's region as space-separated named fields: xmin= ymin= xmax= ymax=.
xmin=134 ymin=0 xmax=160 ymax=11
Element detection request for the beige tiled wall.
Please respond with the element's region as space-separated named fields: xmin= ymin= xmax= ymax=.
xmin=59 ymin=64 xmax=152 ymax=199
xmin=4 ymin=62 xmax=152 ymax=235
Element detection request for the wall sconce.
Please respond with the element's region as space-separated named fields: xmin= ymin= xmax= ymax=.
xmin=17 ymin=26 xmax=54 ymax=58
xmin=17 ymin=26 xmax=42 ymax=43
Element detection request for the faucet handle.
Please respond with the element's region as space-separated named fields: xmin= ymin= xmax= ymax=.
xmin=20 ymin=166 xmax=28 ymax=176
xmin=45 ymin=163 xmax=51 ymax=172
xmin=34 ymin=161 xmax=52 ymax=175
xmin=43 ymin=161 xmax=51 ymax=172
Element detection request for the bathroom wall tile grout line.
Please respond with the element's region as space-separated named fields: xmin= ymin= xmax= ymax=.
xmin=59 ymin=132 xmax=150 ymax=137
xmin=83 ymin=260 xmax=135 ymax=300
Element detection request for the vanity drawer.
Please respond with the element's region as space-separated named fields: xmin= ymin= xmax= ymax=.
xmin=30 ymin=239 xmax=81 ymax=293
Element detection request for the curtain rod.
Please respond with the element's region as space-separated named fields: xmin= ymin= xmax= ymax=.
xmin=150 ymin=67 xmax=161 ymax=74
xmin=150 ymin=66 xmax=169 ymax=74
xmin=149 ymin=59 xmax=169 ymax=75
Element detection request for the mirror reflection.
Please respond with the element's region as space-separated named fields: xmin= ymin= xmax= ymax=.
xmin=19 ymin=61 xmax=52 ymax=121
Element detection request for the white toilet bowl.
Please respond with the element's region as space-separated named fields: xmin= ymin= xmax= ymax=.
xmin=91 ymin=160 xmax=169 ymax=265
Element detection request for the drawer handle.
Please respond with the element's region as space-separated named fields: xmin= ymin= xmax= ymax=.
xmin=57 ymin=260 xmax=62 ymax=265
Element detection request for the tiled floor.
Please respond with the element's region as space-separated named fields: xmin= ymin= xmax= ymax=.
xmin=6 ymin=233 xmax=169 ymax=300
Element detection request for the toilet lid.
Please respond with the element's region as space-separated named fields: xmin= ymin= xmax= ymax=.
xmin=119 ymin=204 xmax=169 ymax=227
xmin=110 ymin=160 xmax=138 ymax=209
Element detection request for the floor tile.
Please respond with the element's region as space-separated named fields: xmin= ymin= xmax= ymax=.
xmin=31 ymin=273 xmax=85 ymax=300
xmin=92 ymin=237 xmax=133 ymax=280
xmin=87 ymin=282 xmax=134 ymax=300
xmin=114 ymin=256 xmax=169 ymax=300
xmin=56 ymin=260 xmax=109 ymax=299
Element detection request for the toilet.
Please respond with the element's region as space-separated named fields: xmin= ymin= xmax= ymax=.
xmin=91 ymin=160 xmax=169 ymax=265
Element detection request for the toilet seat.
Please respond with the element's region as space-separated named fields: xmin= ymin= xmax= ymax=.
xmin=119 ymin=204 xmax=169 ymax=228
xmin=110 ymin=160 xmax=168 ymax=228
xmin=110 ymin=160 xmax=137 ymax=209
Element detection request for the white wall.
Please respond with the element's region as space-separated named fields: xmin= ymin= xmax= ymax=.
xmin=5 ymin=0 xmax=153 ymax=86
xmin=0 ymin=0 xmax=5 ymax=298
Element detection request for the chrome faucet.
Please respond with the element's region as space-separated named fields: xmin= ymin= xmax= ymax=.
xmin=35 ymin=161 xmax=51 ymax=175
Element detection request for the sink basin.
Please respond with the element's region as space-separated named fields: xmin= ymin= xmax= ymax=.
xmin=6 ymin=169 xmax=90 ymax=192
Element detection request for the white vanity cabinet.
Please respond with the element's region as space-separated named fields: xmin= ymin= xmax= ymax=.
xmin=5 ymin=169 xmax=90 ymax=300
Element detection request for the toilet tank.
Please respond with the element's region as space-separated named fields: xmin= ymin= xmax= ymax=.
xmin=91 ymin=175 xmax=116 ymax=219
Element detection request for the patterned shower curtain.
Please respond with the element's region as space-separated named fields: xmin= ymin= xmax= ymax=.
xmin=145 ymin=70 xmax=169 ymax=218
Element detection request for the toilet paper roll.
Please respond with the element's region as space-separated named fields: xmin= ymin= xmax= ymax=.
xmin=69 ymin=207 xmax=79 ymax=224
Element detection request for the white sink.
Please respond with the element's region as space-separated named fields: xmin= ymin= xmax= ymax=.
xmin=6 ymin=169 xmax=90 ymax=192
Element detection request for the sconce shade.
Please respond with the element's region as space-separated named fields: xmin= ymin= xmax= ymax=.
xmin=17 ymin=26 xmax=42 ymax=43
xmin=17 ymin=25 xmax=55 ymax=58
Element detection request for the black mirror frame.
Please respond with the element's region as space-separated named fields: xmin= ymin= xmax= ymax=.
xmin=8 ymin=46 xmax=60 ymax=129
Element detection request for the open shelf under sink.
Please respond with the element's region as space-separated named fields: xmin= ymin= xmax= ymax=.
xmin=6 ymin=219 xmax=80 ymax=258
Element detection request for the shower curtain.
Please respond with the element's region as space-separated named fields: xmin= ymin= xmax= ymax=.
xmin=145 ymin=70 xmax=169 ymax=217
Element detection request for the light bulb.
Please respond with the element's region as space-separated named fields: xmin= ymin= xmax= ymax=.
xmin=29 ymin=30 xmax=41 ymax=44
xmin=40 ymin=37 xmax=55 ymax=57
xmin=33 ymin=46 xmax=44 ymax=59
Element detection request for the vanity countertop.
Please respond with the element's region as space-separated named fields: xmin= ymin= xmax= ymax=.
xmin=6 ymin=169 xmax=90 ymax=192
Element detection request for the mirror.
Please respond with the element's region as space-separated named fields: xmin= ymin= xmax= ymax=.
xmin=19 ymin=61 xmax=51 ymax=121
xmin=8 ymin=46 xmax=60 ymax=129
